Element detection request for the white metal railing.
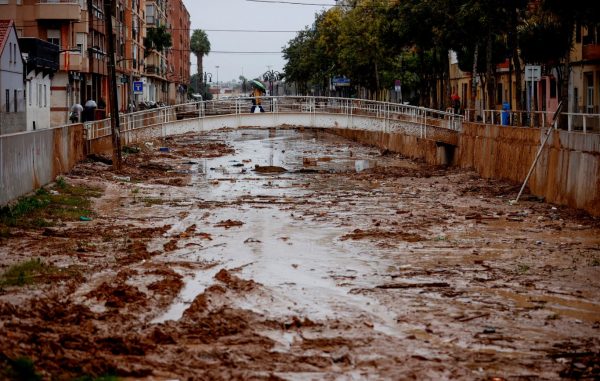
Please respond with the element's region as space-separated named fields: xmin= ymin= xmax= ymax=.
xmin=84 ymin=96 xmax=464 ymax=142
xmin=464 ymin=108 xmax=600 ymax=134
xmin=565 ymin=112 xmax=600 ymax=133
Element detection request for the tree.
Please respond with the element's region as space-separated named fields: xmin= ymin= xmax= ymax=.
xmin=143 ymin=24 xmax=172 ymax=57
xmin=190 ymin=30 xmax=211 ymax=89
xmin=535 ymin=0 xmax=600 ymax=111
xmin=283 ymin=27 xmax=318 ymax=94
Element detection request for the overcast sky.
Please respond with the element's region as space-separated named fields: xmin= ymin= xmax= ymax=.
xmin=182 ymin=0 xmax=335 ymax=83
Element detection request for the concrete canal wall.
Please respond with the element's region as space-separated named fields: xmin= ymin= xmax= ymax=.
xmin=458 ymin=122 xmax=600 ymax=216
xmin=0 ymin=124 xmax=85 ymax=206
xmin=330 ymin=123 xmax=599 ymax=216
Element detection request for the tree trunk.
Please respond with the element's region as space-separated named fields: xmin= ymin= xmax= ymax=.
xmin=374 ymin=61 xmax=380 ymax=101
xmin=419 ymin=49 xmax=426 ymax=106
xmin=470 ymin=45 xmax=479 ymax=114
xmin=485 ymin=30 xmax=495 ymax=110
xmin=508 ymin=8 xmax=523 ymax=116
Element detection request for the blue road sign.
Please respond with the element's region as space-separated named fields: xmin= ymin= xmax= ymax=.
xmin=133 ymin=81 xmax=143 ymax=94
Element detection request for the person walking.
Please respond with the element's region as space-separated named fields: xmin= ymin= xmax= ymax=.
xmin=69 ymin=103 xmax=83 ymax=123
xmin=84 ymin=99 xmax=97 ymax=122
xmin=251 ymin=87 xmax=265 ymax=113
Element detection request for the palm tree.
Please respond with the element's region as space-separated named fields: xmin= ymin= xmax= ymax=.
xmin=190 ymin=30 xmax=211 ymax=92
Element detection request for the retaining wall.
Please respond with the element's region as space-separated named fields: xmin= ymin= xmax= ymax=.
xmin=329 ymin=123 xmax=599 ymax=216
xmin=458 ymin=122 xmax=600 ymax=215
xmin=0 ymin=123 xmax=85 ymax=205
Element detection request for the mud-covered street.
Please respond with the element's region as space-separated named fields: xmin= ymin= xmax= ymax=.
xmin=0 ymin=128 xmax=599 ymax=380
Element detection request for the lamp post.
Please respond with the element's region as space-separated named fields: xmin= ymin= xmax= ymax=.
xmin=215 ymin=65 xmax=220 ymax=100
xmin=203 ymin=72 xmax=212 ymax=94
xmin=263 ymin=69 xmax=281 ymax=96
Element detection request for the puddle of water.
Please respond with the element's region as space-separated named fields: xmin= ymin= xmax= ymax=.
xmin=151 ymin=129 xmax=409 ymax=332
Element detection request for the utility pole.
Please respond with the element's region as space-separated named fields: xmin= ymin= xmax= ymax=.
xmin=104 ymin=0 xmax=122 ymax=170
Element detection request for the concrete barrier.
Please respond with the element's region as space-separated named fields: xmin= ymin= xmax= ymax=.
xmin=0 ymin=124 xmax=85 ymax=206
xmin=458 ymin=122 xmax=600 ymax=215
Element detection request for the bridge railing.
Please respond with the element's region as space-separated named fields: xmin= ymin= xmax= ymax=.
xmin=84 ymin=96 xmax=464 ymax=141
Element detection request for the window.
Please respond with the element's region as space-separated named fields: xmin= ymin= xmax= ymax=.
xmin=5 ymin=89 xmax=9 ymax=112
xmin=28 ymin=81 xmax=31 ymax=105
xmin=14 ymin=89 xmax=17 ymax=112
xmin=38 ymin=84 xmax=42 ymax=107
xmin=44 ymin=85 xmax=47 ymax=107
xmin=47 ymin=29 xmax=60 ymax=47
xmin=8 ymin=42 xmax=12 ymax=63
xmin=76 ymin=33 xmax=86 ymax=53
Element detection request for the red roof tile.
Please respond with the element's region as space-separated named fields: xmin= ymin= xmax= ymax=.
xmin=0 ymin=20 xmax=14 ymax=55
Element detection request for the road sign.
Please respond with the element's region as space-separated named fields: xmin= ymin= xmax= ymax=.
xmin=133 ymin=81 xmax=143 ymax=94
xmin=333 ymin=77 xmax=351 ymax=87
xmin=525 ymin=65 xmax=541 ymax=82
xmin=394 ymin=79 xmax=402 ymax=92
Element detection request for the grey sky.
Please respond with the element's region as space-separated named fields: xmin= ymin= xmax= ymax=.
xmin=182 ymin=0 xmax=334 ymax=83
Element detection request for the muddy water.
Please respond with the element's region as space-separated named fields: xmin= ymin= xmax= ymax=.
xmin=153 ymin=129 xmax=407 ymax=332
xmin=145 ymin=128 xmax=599 ymax=378
xmin=1 ymin=128 xmax=599 ymax=380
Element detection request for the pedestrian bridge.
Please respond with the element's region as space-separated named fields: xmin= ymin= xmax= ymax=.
xmin=84 ymin=96 xmax=462 ymax=154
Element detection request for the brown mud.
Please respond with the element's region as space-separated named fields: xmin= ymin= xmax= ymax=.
xmin=0 ymin=129 xmax=599 ymax=380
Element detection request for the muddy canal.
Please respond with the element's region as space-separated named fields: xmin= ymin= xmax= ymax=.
xmin=0 ymin=128 xmax=599 ymax=380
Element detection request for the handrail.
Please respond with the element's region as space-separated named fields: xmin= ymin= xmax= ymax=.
xmin=84 ymin=96 xmax=465 ymax=142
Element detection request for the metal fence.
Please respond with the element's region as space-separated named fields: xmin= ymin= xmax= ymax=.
xmin=84 ymin=96 xmax=464 ymax=141
xmin=463 ymin=108 xmax=600 ymax=134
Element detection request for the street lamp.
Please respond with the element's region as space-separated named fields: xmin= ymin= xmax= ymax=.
xmin=263 ymin=69 xmax=281 ymax=96
xmin=215 ymin=65 xmax=220 ymax=100
xmin=199 ymin=71 xmax=212 ymax=99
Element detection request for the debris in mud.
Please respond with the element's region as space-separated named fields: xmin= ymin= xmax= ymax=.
xmin=340 ymin=229 xmax=424 ymax=242
xmin=214 ymin=219 xmax=244 ymax=229
xmin=254 ymin=165 xmax=287 ymax=173
xmin=376 ymin=282 xmax=450 ymax=289
xmin=1 ymin=128 xmax=599 ymax=380
xmin=214 ymin=269 xmax=258 ymax=292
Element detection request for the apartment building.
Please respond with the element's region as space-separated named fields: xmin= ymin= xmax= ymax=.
xmin=166 ymin=0 xmax=190 ymax=105
xmin=0 ymin=0 xmax=190 ymax=126
xmin=115 ymin=0 xmax=145 ymax=111
xmin=144 ymin=0 xmax=168 ymax=103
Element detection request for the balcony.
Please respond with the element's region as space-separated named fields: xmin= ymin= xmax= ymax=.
xmin=19 ymin=38 xmax=59 ymax=74
xmin=59 ymin=51 xmax=84 ymax=72
xmin=35 ymin=0 xmax=82 ymax=21
xmin=582 ymin=44 xmax=600 ymax=61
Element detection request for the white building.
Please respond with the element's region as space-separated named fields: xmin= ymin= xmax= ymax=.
xmin=0 ymin=19 xmax=25 ymax=135
xmin=20 ymin=37 xmax=59 ymax=131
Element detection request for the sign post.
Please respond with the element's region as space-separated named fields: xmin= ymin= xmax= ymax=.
xmin=133 ymin=81 xmax=144 ymax=95
xmin=394 ymin=79 xmax=402 ymax=103
xmin=525 ymin=65 xmax=541 ymax=126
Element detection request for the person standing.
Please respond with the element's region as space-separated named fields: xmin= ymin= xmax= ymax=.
xmin=451 ymin=93 xmax=461 ymax=114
